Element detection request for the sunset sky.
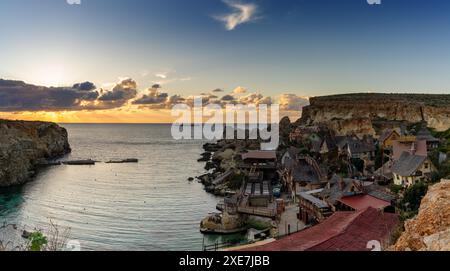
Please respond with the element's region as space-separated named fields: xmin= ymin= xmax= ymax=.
xmin=1 ymin=0 xmax=450 ymax=123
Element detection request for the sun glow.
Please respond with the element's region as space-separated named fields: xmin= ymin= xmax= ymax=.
xmin=31 ymin=64 xmax=68 ymax=87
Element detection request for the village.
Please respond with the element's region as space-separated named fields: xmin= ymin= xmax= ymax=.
xmin=197 ymin=117 xmax=449 ymax=251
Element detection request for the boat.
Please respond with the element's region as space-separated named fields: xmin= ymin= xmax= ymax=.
xmin=106 ymin=158 xmax=139 ymax=164
xmin=62 ymin=159 xmax=96 ymax=165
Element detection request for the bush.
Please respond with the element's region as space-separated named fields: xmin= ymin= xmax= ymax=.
xmin=28 ymin=232 xmax=48 ymax=251
xmin=227 ymin=172 xmax=245 ymax=190
xmin=389 ymin=184 xmax=403 ymax=194
xmin=399 ymin=181 xmax=428 ymax=216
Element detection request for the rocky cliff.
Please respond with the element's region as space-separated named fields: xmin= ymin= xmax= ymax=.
xmin=300 ymin=93 xmax=450 ymax=135
xmin=0 ymin=119 xmax=71 ymax=187
xmin=391 ymin=180 xmax=450 ymax=251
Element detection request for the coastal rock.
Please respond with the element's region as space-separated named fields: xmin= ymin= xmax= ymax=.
xmin=197 ymin=152 xmax=212 ymax=162
xmin=300 ymin=94 xmax=450 ymax=135
xmin=0 ymin=119 xmax=71 ymax=187
xmin=200 ymin=212 xmax=244 ymax=233
xmin=391 ymin=180 xmax=450 ymax=251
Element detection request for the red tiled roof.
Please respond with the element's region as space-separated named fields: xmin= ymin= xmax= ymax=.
xmin=338 ymin=194 xmax=391 ymax=211
xmin=241 ymin=151 xmax=277 ymax=161
xmin=239 ymin=207 xmax=399 ymax=251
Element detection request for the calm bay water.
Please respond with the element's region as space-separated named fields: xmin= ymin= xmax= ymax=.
xmin=0 ymin=124 xmax=231 ymax=251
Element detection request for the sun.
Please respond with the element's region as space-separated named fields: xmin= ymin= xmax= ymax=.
xmin=32 ymin=64 xmax=68 ymax=87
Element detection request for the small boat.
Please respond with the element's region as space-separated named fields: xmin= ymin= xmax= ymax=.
xmin=106 ymin=158 xmax=139 ymax=164
xmin=200 ymin=227 xmax=247 ymax=235
xmin=62 ymin=159 xmax=96 ymax=165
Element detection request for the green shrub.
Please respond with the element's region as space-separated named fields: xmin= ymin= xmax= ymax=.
xmin=399 ymin=181 xmax=428 ymax=215
xmin=389 ymin=184 xmax=403 ymax=194
xmin=28 ymin=232 xmax=48 ymax=251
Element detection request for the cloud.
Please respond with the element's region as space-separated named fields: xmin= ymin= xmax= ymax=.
xmin=67 ymin=0 xmax=81 ymax=5
xmin=98 ymin=78 xmax=137 ymax=103
xmin=0 ymin=78 xmax=143 ymax=112
xmin=214 ymin=0 xmax=259 ymax=31
xmin=0 ymin=79 xmax=99 ymax=112
xmin=221 ymin=94 xmax=235 ymax=102
xmin=232 ymin=86 xmax=248 ymax=94
xmin=149 ymin=70 xmax=192 ymax=86
xmin=237 ymin=93 xmax=272 ymax=105
xmin=73 ymin=81 xmax=96 ymax=91
xmin=212 ymin=88 xmax=225 ymax=93
xmin=278 ymin=94 xmax=309 ymax=111
xmin=0 ymin=77 xmax=309 ymax=117
xmin=155 ymin=73 xmax=168 ymax=79
xmin=133 ymin=85 xmax=169 ymax=106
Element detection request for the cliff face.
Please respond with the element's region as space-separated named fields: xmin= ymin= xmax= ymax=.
xmin=391 ymin=180 xmax=450 ymax=251
xmin=0 ymin=120 xmax=71 ymax=187
xmin=300 ymin=94 xmax=450 ymax=135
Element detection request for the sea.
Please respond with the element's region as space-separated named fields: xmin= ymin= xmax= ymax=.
xmin=0 ymin=124 xmax=241 ymax=251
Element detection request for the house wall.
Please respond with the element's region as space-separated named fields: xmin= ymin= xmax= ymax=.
xmin=393 ymin=159 xmax=435 ymax=187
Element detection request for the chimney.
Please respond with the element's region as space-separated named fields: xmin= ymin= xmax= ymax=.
xmin=410 ymin=142 xmax=417 ymax=155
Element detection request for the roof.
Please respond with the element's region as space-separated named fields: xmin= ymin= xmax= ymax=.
xmin=321 ymin=177 xmax=363 ymax=205
xmin=290 ymin=158 xmax=325 ymax=184
xmin=367 ymin=189 xmax=396 ymax=202
xmin=298 ymin=192 xmax=329 ymax=209
xmin=392 ymin=140 xmax=427 ymax=161
xmin=292 ymin=160 xmax=320 ymax=184
xmin=310 ymin=135 xmax=337 ymax=153
xmin=338 ymin=194 xmax=391 ymax=210
xmin=346 ymin=138 xmax=376 ymax=154
xmin=335 ymin=136 xmax=350 ymax=148
xmin=416 ymin=128 xmax=440 ymax=143
xmin=239 ymin=207 xmax=399 ymax=251
xmin=379 ymin=129 xmax=400 ymax=144
xmin=241 ymin=150 xmax=277 ymax=161
xmin=391 ymin=152 xmax=428 ymax=177
xmin=374 ymin=161 xmax=394 ymax=179
xmin=284 ymin=146 xmax=301 ymax=159
xmin=311 ymin=139 xmax=323 ymax=153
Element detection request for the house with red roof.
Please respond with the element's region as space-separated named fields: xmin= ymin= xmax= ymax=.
xmin=237 ymin=207 xmax=399 ymax=251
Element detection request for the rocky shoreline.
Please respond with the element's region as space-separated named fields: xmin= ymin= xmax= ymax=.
xmin=195 ymin=139 xmax=261 ymax=196
xmin=0 ymin=119 xmax=71 ymax=187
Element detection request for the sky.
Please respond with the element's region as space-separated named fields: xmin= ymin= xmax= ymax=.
xmin=1 ymin=0 xmax=450 ymax=123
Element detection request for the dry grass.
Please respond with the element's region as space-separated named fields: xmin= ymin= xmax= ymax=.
xmin=0 ymin=220 xmax=71 ymax=251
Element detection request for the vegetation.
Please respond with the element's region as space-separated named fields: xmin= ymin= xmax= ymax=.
xmin=228 ymin=172 xmax=245 ymax=190
xmin=431 ymin=128 xmax=450 ymax=154
xmin=28 ymin=232 xmax=48 ymax=251
xmin=397 ymin=181 xmax=429 ymax=221
xmin=429 ymin=128 xmax=450 ymax=181
xmin=0 ymin=220 xmax=71 ymax=251
xmin=374 ymin=147 xmax=390 ymax=170
xmin=389 ymin=184 xmax=403 ymax=195
xmin=245 ymin=218 xmax=272 ymax=231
